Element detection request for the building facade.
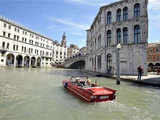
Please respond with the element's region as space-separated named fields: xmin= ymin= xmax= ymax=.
xmin=0 ymin=16 xmax=67 ymax=67
xmin=147 ymin=43 xmax=160 ymax=72
xmin=52 ymin=41 xmax=67 ymax=64
xmin=86 ymin=0 xmax=148 ymax=75
xmin=79 ymin=47 xmax=87 ymax=55
xmin=67 ymin=44 xmax=79 ymax=58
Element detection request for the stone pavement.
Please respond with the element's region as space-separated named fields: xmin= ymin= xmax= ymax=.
xmin=83 ymin=70 xmax=160 ymax=87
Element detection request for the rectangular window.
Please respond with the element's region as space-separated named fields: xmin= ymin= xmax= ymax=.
xmin=24 ymin=47 xmax=26 ymax=53
xmin=8 ymin=25 xmax=11 ymax=29
xmin=98 ymin=55 xmax=101 ymax=71
xmin=17 ymin=36 xmax=19 ymax=41
xmin=16 ymin=45 xmax=18 ymax=51
xmin=3 ymin=32 xmax=6 ymax=37
xmin=2 ymin=42 xmax=5 ymax=49
xmin=4 ymin=23 xmax=6 ymax=28
xmin=98 ymin=35 xmax=101 ymax=48
xmin=7 ymin=43 xmax=9 ymax=49
xmin=22 ymin=37 xmax=24 ymax=42
xmin=8 ymin=33 xmax=11 ymax=38
xmin=14 ymin=35 xmax=16 ymax=40
xmin=13 ymin=45 xmax=15 ymax=50
xmin=22 ymin=46 xmax=23 ymax=52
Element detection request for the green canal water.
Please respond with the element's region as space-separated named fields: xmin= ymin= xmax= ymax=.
xmin=0 ymin=68 xmax=160 ymax=120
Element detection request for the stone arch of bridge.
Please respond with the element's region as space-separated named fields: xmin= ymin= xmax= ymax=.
xmin=68 ymin=60 xmax=85 ymax=69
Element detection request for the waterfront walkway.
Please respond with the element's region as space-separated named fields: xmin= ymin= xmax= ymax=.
xmin=119 ymin=74 xmax=160 ymax=87
xmin=84 ymin=70 xmax=160 ymax=87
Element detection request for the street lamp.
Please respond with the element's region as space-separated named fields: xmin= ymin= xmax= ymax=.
xmin=116 ymin=43 xmax=121 ymax=85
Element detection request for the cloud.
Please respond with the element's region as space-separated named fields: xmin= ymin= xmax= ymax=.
xmin=49 ymin=17 xmax=89 ymax=30
xmin=67 ymin=0 xmax=160 ymax=9
xmin=65 ymin=0 xmax=111 ymax=6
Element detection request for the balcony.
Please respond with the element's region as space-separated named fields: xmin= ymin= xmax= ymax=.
xmin=0 ymin=47 xmax=7 ymax=54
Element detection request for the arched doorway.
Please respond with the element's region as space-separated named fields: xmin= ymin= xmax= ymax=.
xmin=148 ymin=63 xmax=154 ymax=72
xmin=37 ymin=57 xmax=41 ymax=67
xmin=24 ymin=56 xmax=30 ymax=67
xmin=6 ymin=53 xmax=15 ymax=66
xmin=31 ymin=57 xmax=36 ymax=67
xmin=106 ymin=54 xmax=112 ymax=73
xmin=16 ymin=55 xmax=23 ymax=67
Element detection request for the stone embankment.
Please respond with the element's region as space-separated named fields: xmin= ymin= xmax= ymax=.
xmin=83 ymin=70 xmax=160 ymax=87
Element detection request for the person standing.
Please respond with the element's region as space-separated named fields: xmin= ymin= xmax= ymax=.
xmin=137 ymin=65 xmax=143 ymax=80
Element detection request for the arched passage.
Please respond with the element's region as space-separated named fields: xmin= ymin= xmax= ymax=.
xmin=16 ymin=55 xmax=23 ymax=67
xmin=68 ymin=60 xmax=85 ymax=69
xmin=6 ymin=53 xmax=15 ymax=66
xmin=106 ymin=54 xmax=112 ymax=73
xmin=37 ymin=57 xmax=41 ymax=67
xmin=148 ymin=63 xmax=154 ymax=72
xmin=31 ymin=57 xmax=36 ymax=67
xmin=24 ymin=56 xmax=30 ymax=67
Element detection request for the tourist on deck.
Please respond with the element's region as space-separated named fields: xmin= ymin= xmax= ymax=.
xmin=137 ymin=65 xmax=143 ymax=80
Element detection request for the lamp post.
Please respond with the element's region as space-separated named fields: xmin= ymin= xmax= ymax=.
xmin=116 ymin=43 xmax=121 ymax=85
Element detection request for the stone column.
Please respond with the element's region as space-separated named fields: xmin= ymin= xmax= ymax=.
xmin=29 ymin=57 xmax=32 ymax=67
xmin=14 ymin=55 xmax=16 ymax=67
xmin=22 ymin=56 xmax=24 ymax=67
xmin=35 ymin=58 xmax=37 ymax=67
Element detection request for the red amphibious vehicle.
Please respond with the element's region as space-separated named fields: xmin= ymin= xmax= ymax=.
xmin=63 ymin=76 xmax=116 ymax=102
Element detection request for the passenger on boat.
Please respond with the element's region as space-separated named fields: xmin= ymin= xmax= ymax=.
xmin=75 ymin=77 xmax=83 ymax=87
xmin=86 ymin=79 xmax=91 ymax=86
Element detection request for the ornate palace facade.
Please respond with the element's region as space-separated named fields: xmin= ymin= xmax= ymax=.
xmin=86 ymin=0 xmax=148 ymax=75
xmin=0 ymin=16 xmax=67 ymax=67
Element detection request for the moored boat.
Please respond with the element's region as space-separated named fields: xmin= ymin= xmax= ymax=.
xmin=63 ymin=76 xmax=116 ymax=102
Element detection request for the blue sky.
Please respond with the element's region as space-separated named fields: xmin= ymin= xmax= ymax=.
xmin=0 ymin=0 xmax=159 ymax=48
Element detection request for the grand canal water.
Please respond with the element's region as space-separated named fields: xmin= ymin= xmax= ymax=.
xmin=0 ymin=68 xmax=160 ymax=120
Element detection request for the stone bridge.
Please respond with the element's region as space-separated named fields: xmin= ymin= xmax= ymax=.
xmin=63 ymin=55 xmax=86 ymax=69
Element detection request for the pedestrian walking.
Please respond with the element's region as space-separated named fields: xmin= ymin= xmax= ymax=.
xmin=137 ymin=65 xmax=143 ymax=80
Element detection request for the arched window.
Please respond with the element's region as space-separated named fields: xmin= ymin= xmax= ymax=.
xmin=106 ymin=54 xmax=112 ymax=73
xmin=117 ymin=29 xmax=121 ymax=44
xmin=116 ymin=9 xmax=121 ymax=22
xmin=107 ymin=11 xmax=112 ymax=24
xmin=123 ymin=7 xmax=128 ymax=21
xmin=7 ymin=43 xmax=9 ymax=49
xmin=123 ymin=27 xmax=128 ymax=44
xmin=134 ymin=25 xmax=141 ymax=43
xmin=134 ymin=3 xmax=140 ymax=17
xmin=98 ymin=35 xmax=101 ymax=48
xmin=107 ymin=30 xmax=112 ymax=47
xmin=2 ymin=42 xmax=5 ymax=49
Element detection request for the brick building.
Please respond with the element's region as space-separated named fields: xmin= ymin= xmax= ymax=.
xmin=147 ymin=43 xmax=160 ymax=72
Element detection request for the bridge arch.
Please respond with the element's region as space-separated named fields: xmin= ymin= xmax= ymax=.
xmin=68 ymin=60 xmax=85 ymax=69
xmin=63 ymin=55 xmax=86 ymax=69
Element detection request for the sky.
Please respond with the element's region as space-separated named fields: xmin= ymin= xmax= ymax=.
xmin=0 ymin=0 xmax=159 ymax=48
